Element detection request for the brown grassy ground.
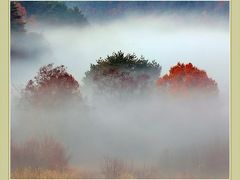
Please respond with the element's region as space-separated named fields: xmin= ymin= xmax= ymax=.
xmin=11 ymin=167 xmax=93 ymax=179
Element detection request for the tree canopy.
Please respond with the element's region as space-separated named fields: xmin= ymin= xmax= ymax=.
xmin=156 ymin=62 xmax=218 ymax=95
xmin=24 ymin=64 xmax=80 ymax=106
xmin=84 ymin=51 xmax=161 ymax=94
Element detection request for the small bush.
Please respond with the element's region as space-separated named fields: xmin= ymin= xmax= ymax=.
xmin=11 ymin=136 xmax=69 ymax=172
xmin=101 ymin=156 xmax=135 ymax=179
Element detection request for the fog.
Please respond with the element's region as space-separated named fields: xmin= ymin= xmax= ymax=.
xmin=11 ymin=12 xmax=229 ymax=178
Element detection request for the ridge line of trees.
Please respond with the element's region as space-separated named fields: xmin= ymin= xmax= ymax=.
xmin=11 ymin=1 xmax=89 ymax=32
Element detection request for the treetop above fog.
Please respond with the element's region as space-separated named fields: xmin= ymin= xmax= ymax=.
xmin=84 ymin=51 xmax=161 ymax=92
xmin=157 ymin=62 xmax=218 ymax=96
xmin=24 ymin=64 xmax=80 ymax=106
xmin=85 ymin=51 xmax=161 ymax=76
xmin=96 ymin=51 xmax=160 ymax=71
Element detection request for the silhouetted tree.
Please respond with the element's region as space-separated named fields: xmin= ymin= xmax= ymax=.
xmin=23 ymin=64 xmax=80 ymax=106
xmin=84 ymin=51 xmax=161 ymax=94
xmin=157 ymin=62 xmax=218 ymax=95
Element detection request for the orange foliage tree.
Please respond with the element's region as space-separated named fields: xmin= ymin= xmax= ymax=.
xmin=156 ymin=62 xmax=218 ymax=95
xmin=23 ymin=64 xmax=80 ymax=106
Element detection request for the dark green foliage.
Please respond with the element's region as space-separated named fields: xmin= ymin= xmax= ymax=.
xmin=20 ymin=1 xmax=88 ymax=26
xmin=84 ymin=51 xmax=161 ymax=93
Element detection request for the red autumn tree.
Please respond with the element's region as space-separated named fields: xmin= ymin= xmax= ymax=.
xmin=156 ymin=62 xmax=218 ymax=95
xmin=11 ymin=1 xmax=27 ymax=32
xmin=24 ymin=64 xmax=80 ymax=106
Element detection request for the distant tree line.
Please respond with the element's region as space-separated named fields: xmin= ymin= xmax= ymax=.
xmin=21 ymin=1 xmax=88 ymax=25
xmin=11 ymin=1 xmax=89 ymax=32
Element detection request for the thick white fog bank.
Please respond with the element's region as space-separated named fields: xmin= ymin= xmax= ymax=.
xmin=11 ymin=93 xmax=229 ymax=177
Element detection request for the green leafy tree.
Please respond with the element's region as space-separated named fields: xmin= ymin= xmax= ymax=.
xmin=84 ymin=51 xmax=161 ymax=94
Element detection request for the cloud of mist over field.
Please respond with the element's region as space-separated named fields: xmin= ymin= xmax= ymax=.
xmin=11 ymin=93 xmax=229 ymax=177
xmin=11 ymin=12 xmax=229 ymax=178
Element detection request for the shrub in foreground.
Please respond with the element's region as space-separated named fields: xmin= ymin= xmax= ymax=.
xmin=11 ymin=136 xmax=69 ymax=172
